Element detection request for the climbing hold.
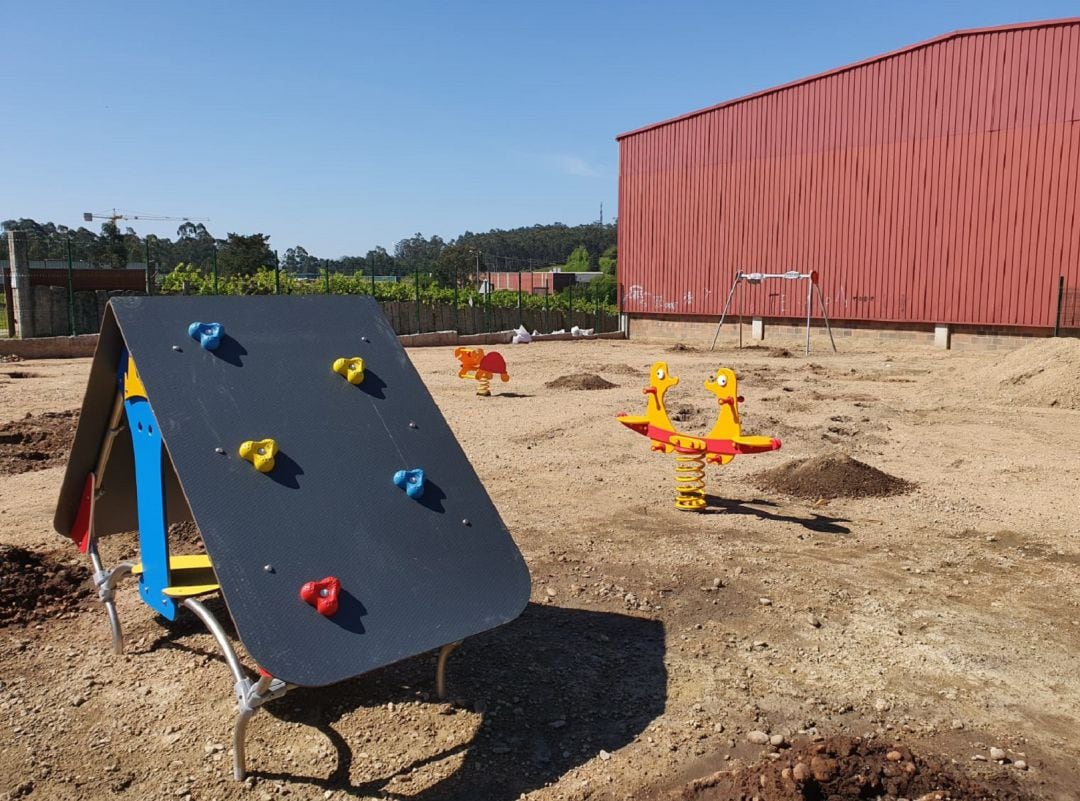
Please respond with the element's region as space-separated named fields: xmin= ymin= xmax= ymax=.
xmin=299 ymin=576 xmax=341 ymax=617
xmin=332 ymin=357 xmax=365 ymax=385
xmin=187 ymin=321 xmax=224 ymax=351
xmin=239 ymin=438 xmax=278 ymax=473
xmin=393 ymin=468 xmax=426 ymax=499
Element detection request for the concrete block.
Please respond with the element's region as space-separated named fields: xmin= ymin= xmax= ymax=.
xmin=934 ymin=324 xmax=951 ymax=349
xmin=31 ymin=286 xmax=53 ymax=337
xmin=751 ymin=317 xmax=765 ymax=341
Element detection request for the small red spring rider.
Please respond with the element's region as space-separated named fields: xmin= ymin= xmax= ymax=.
xmin=454 ymin=347 xmax=510 ymax=396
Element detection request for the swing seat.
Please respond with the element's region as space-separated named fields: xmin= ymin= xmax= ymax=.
xmin=133 ymin=554 xmax=220 ymax=598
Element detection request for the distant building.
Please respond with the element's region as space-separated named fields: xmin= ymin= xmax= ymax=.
xmin=484 ymin=270 xmax=603 ymax=294
xmin=617 ymin=18 xmax=1080 ymax=346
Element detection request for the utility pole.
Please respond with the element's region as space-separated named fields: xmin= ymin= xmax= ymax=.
xmin=600 ymin=202 xmax=603 ymax=226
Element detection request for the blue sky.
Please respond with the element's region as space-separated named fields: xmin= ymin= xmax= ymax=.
xmin=4 ymin=1 xmax=1077 ymax=257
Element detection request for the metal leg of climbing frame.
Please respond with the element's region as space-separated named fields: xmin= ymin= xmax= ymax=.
xmin=88 ymin=542 xmax=134 ymax=655
xmin=436 ymin=640 xmax=463 ymax=700
xmin=85 ymin=390 xmax=133 ymax=654
xmin=181 ymin=598 xmax=292 ymax=780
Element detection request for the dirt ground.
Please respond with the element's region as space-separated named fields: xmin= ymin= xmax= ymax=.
xmin=1 ymin=337 xmax=1078 ymax=800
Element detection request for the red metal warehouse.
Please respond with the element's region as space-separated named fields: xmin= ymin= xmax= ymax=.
xmin=616 ymin=18 xmax=1080 ymax=343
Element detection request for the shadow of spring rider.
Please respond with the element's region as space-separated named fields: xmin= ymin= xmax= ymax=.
xmin=55 ymin=296 xmax=530 ymax=780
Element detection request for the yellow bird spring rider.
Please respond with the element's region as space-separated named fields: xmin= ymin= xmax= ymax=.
xmin=617 ymin=362 xmax=781 ymax=510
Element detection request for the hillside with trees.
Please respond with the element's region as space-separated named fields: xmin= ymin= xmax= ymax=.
xmin=1 ymin=218 xmax=618 ymax=303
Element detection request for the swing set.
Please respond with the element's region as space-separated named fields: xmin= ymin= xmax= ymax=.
xmin=708 ymin=269 xmax=837 ymax=355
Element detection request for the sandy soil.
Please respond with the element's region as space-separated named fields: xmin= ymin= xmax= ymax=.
xmin=1 ymin=339 xmax=1078 ymax=800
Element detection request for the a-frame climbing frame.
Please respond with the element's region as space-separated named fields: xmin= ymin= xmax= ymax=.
xmin=55 ymin=295 xmax=531 ymax=779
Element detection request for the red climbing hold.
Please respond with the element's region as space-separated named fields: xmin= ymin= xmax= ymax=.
xmin=300 ymin=576 xmax=341 ymax=617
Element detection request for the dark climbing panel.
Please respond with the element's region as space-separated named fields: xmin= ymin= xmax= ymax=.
xmin=55 ymin=295 xmax=530 ymax=686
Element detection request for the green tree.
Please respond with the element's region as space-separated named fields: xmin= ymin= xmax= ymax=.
xmin=586 ymin=274 xmax=617 ymax=305
xmin=394 ymin=233 xmax=444 ymax=276
xmin=173 ymin=222 xmax=215 ymax=271
xmin=100 ymin=221 xmax=129 ymax=269
xmin=365 ymin=246 xmax=395 ymax=276
xmin=564 ymin=245 xmax=591 ymax=272
xmin=217 ymin=233 xmax=273 ymax=277
xmin=433 ymin=244 xmax=475 ymax=288
xmin=598 ymin=245 xmax=617 ymax=276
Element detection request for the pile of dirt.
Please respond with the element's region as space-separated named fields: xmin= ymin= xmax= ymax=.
xmin=602 ymin=363 xmax=645 ymax=376
xmin=756 ymin=453 xmax=913 ymax=499
xmin=0 ymin=545 xmax=93 ymax=627
xmin=667 ymin=343 xmax=699 ymax=352
xmin=769 ymin=347 xmax=793 ymax=358
xmin=545 ymin=374 xmax=618 ymax=391
xmin=0 ymin=410 xmax=79 ymax=475
xmin=670 ymin=736 xmax=1030 ymax=801
xmin=169 ymin=520 xmax=205 ymax=552
xmin=975 ymin=338 xmax=1080 ymax=410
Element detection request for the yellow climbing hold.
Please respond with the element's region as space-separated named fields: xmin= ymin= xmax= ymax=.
xmin=332 ymin=357 xmax=365 ymax=385
xmin=239 ymin=438 xmax=278 ymax=473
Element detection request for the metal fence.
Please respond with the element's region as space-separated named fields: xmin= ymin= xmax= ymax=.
xmin=3 ymin=235 xmax=620 ymax=338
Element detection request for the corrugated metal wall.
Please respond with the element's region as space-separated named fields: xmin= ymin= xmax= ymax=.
xmin=617 ymin=19 xmax=1080 ymax=328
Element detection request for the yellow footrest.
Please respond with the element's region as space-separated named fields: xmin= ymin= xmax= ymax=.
xmin=133 ymin=554 xmax=220 ymax=598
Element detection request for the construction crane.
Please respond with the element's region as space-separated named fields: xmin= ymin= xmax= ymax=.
xmin=83 ymin=209 xmax=210 ymax=226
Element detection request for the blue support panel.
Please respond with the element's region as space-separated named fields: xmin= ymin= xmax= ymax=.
xmin=119 ymin=353 xmax=177 ymax=620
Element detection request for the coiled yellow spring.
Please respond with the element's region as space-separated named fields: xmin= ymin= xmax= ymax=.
xmin=476 ymin=375 xmax=492 ymax=396
xmin=674 ymin=449 xmax=706 ymax=511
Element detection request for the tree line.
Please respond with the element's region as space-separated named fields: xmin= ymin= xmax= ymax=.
xmin=2 ymin=217 xmax=618 ymax=304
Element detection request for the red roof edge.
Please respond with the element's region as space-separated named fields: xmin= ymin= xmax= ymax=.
xmin=615 ymin=17 xmax=1080 ymax=141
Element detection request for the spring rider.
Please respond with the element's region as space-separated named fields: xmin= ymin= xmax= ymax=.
xmin=617 ymin=362 xmax=781 ymax=510
xmin=454 ymin=347 xmax=510 ymax=396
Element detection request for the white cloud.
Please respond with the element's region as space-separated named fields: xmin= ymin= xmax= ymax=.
xmin=552 ymin=154 xmax=602 ymax=177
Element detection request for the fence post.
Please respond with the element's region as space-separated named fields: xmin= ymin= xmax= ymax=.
xmin=414 ymin=265 xmax=421 ymax=334
xmin=568 ymin=282 xmax=574 ymax=330
xmin=453 ymin=281 xmax=459 ymax=332
xmin=370 ymin=260 xmax=376 ymax=294
xmin=1054 ymin=275 xmax=1065 ymax=336
xmin=274 ymin=250 xmax=280 ymax=294
xmin=144 ymin=238 xmax=153 ymax=296
xmin=517 ymin=266 xmax=523 ymax=320
xmin=324 ymin=259 xmax=331 ymax=294
xmin=66 ymin=238 xmax=75 ymax=335
xmin=212 ymin=245 xmax=219 ymax=294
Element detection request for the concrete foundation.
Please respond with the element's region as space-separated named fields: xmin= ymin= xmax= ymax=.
xmin=629 ymin=314 xmax=1062 ymax=351
xmin=0 ymin=329 xmax=626 ymax=359
xmin=0 ymin=334 xmax=99 ymax=359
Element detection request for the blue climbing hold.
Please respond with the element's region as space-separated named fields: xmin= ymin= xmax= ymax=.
xmin=393 ymin=468 xmax=426 ymax=499
xmin=187 ymin=321 xmax=224 ymax=351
